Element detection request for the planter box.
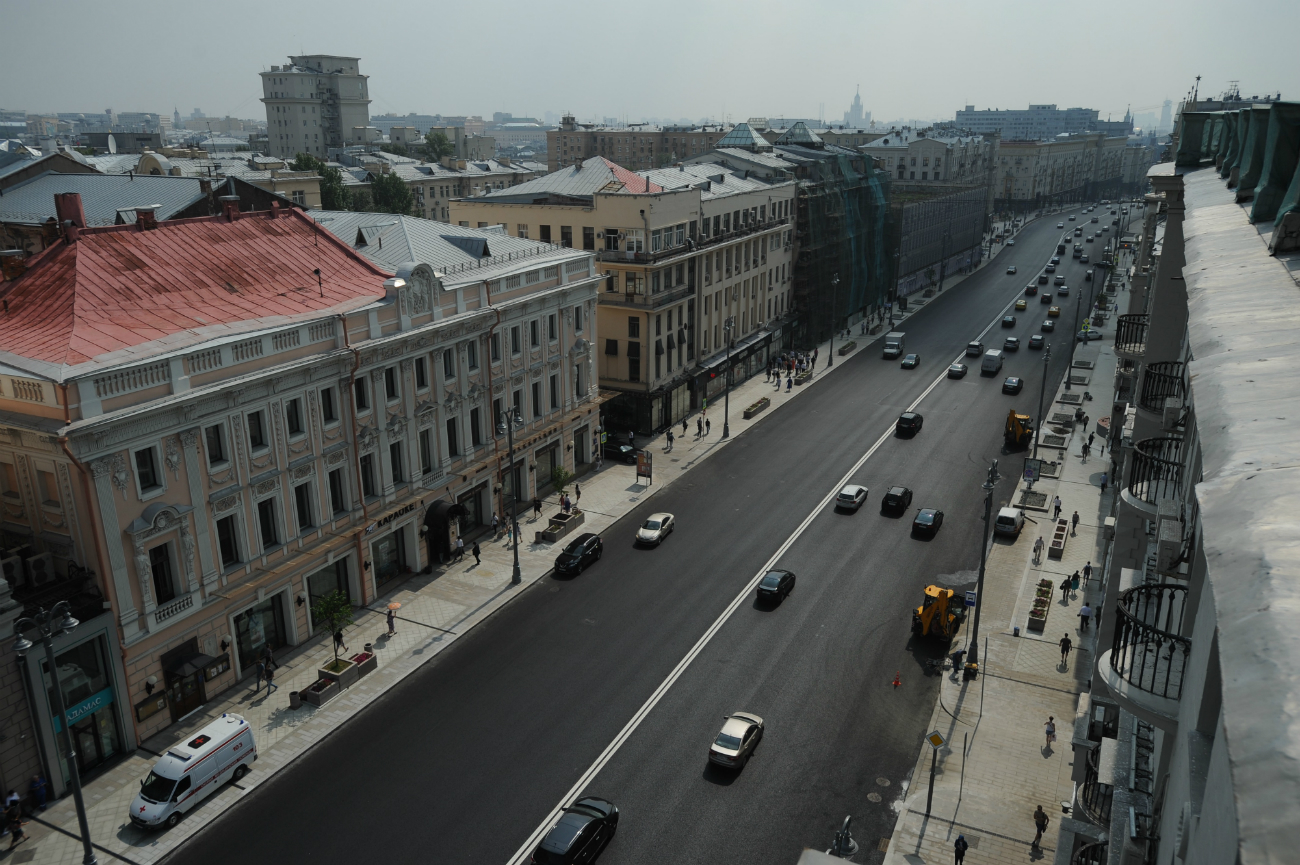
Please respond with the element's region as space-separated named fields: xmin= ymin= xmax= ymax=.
xmin=300 ymin=678 xmax=340 ymax=707
xmin=743 ymin=397 xmax=770 ymax=420
xmin=319 ymin=658 xmax=359 ymax=690
xmin=794 ymin=370 xmax=814 ymax=386
xmin=540 ymin=509 xmax=585 ymax=543
xmin=837 ymin=341 xmax=856 ymax=356
xmin=1027 ymin=613 xmax=1048 ymax=633
xmin=1048 ymin=518 xmax=1068 ymax=559
xmin=869 ymin=324 xmax=883 ymax=335
xmin=349 ymin=652 xmax=378 ymax=679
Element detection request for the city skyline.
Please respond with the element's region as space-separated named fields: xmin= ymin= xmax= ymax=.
xmin=2 ymin=0 xmax=1296 ymax=128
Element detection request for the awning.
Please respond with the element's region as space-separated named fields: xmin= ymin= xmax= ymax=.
xmin=164 ymin=652 xmax=217 ymax=678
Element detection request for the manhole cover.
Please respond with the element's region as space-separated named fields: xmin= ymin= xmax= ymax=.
xmin=1044 ymin=435 xmax=1067 ymax=446
xmin=867 ymin=792 xmax=882 ymax=803
xmin=876 ymin=777 xmax=891 ymax=787
xmin=1019 ymin=491 xmax=1047 ymax=508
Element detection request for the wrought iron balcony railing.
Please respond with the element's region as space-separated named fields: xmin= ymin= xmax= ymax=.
xmin=1078 ymin=745 xmax=1114 ymax=825
xmin=1072 ymin=841 xmax=1108 ymax=865
xmin=1114 ymin=313 xmax=1149 ymax=356
xmin=1110 ymin=583 xmax=1191 ymax=701
xmin=1126 ymin=436 xmax=1186 ymax=507
xmin=1139 ymin=360 xmax=1186 ymax=413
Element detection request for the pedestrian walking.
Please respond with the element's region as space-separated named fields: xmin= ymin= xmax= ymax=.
xmin=262 ymin=643 xmax=277 ymax=672
xmin=1044 ymin=717 xmax=1057 ymax=745
xmin=1059 ymin=633 xmax=1073 ymax=664
xmin=1071 ymin=571 xmax=1080 ymax=597
xmin=264 ymin=663 xmax=278 ymax=694
xmin=705 ymin=418 xmax=711 ymax=435
xmin=333 ymin=629 xmax=349 ymax=655
xmin=491 ymin=513 xmax=500 ymax=537
xmin=697 ymin=417 xmax=704 ymax=436
xmin=1053 ymin=496 xmax=1062 ymax=520
xmin=472 ymin=542 xmax=481 ymax=565
xmin=533 ymin=497 xmax=542 ymax=519
xmin=1082 ymin=442 xmax=1090 ymax=463
xmin=954 ymin=834 xmax=969 ymax=864
xmin=386 ymin=606 xmax=397 ymax=636
xmin=627 ymin=430 xmax=634 ymax=447
xmin=506 ymin=521 xmax=514 ymax=544
xmin=1033 ymin=805 xmax=1050 ymax=847
xmin=6 ymin=802 xmax=26 ymax=851
xmin=1033 ymin=535 xmax=1045 ymax=563
xmin=786 ymin=377 xmax=793 ymax=392
xmin=253 ymin=660 xmax=266 ymax=694
xmin=1071 ymin=510 xmax=1080 ymax=535
xmin=1088 ymin=432 xmax=1095 ymax=449
xmin=456 ymin=536 xmax=465 ymax=561
xmin=682 ymin=417 xmax=688 ymax=436
xmin=1078 ymin=603 xmax=1093 ymax=631
xmin=575 ymin=483 xmax=581 ymax=505
xmin=1083 ymin=561 xmax=1093 ymax=582
xmin=1060 ymin=575 xmax=1071 ymax=603
xmin=666 ymin=430 xmax=674 ymax=450
xmin=27 ymin=776 xmax=45 ymax=812
xmin=1100 ymin=472 xmax=1109 ymax=493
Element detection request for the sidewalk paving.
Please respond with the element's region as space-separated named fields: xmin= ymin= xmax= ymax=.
xmin=882 ymin=256 xmax=1130 ymax=865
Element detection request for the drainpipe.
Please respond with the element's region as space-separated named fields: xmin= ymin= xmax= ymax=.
xmin=57 ymin=383 xmax=144 ymax=749
xmin=340 ymin=314 xmax=371 ymax=605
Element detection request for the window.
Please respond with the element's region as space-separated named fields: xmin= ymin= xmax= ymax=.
xmin=136 ymin=447 xmax=160 ymax=491
xmin=548 ymin=314 xmax=557 ymax=341
xmin=257 ymin=498 xmax=279 ymax=551
xmin=286 ymin=399 xmax=303 ymax=436
xmin=550 ymin=374 xmax=559 ymax=410
xmin=446 ymin=418 xmax=460 ymax=456
xmin=540 ymin=225 xmax=551 ymax=243
xmin=493 ymin=397 xmax=503 ymax=426
xmin=359 ymin=454 xmax=377 ymax=498
xmin=389 ymin=442 xmax=404 ymax=484
xmin=470 ymin=407 xmax=483 ymax=446
xmin=419 ymin=429 xmax=433 ymax=474
xmin=530 ymin=320 xmax=540 ymax=347
xmin=216 ymin=516 xmax=240 ymax=569
xmin=532 ymin=382 xmax=543 ymax=418
xmin=582 ymin=226 xmax=595 ymax=250
xmin=491 ymin=332 xmax=501 ymax=361
xmin=204 ymin=424 xmax=226 ymax=466
xmin=149 ymin=544 xmax=176 ymax=604
xmin=574 ymin=305 xmax=584 ymax=332
xmin=354 ymin=378 xmax=369 ymax=411
xmin=385 ymin=367 xmax=399 ymax=400
xmin=628 ymin=316 xmax=640 ymax=338
xmin=467 ymin=341 xmax=478 ymax=369
xmin=320 ymin=387 xmax=337 ymax=423
xmin=517 ymin=224 xmax=529 ymax=239
xmin=294 ymin=483 xmax=314 ymax=533
xmin=415 ymin=357 xmax=428 ymax=389
xmin=328 ymin=469 xmax=347 ymax=514
xmin=443 ymin=349 xmax=455 ymax=380
xmin=37 ymin=471 xmax=58 ymax=507
xmin=628 ymin=342 xmax=641 ymax=382
xmin=510 ymin=326 xmax=521 ymax=355
xmin=512 ymin=389 xmax=523 ymax=418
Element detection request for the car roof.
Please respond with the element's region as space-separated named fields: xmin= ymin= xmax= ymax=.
xmin=721 ymin=716 xmax=755 ymax=738
xmin=541 ymin=811 xmax=595 ymax=853
xmin=647 ymin=512 xmax=672 ymax=521
xmin=887 ymin=486 xmax=909 ymax=495
xmin=997 ymin=507 xmax=1023 ymax=518
xmin=900 ymin=412 xmax=918 ymax=419
xmin=918 ymin=507 xmax=938 ymax=515
xmin=840 ymin=484 xmax=866 ymax=493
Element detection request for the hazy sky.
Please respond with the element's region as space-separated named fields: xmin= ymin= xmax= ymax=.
xmin=3 ymin=0 xmax=1297 ymax=125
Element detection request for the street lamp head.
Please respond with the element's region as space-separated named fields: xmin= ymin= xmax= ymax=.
xmin=12 ymin=634 xmax=33 ymax=657
xmin=57 ymin=610 xmax=79 ymax=634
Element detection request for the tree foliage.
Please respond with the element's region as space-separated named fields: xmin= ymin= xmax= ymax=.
xmin=422 ymin=131 xmax=454 ymax=162
xmin=551 ymin=466 xmax=574 ymax=496
xmin=370 ymin=172 xmax=414 ymax=216
xmin=311 ymin=590 xmax=355 ymax=662
xmin=379 ymin=143 xmax=408 ymax=157
xmin=292 ymin=152 xmax=352 ymax=210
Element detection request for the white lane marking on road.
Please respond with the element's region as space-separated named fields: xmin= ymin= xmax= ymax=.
xmin=506 ymin=262 xmax=1046 ymax=865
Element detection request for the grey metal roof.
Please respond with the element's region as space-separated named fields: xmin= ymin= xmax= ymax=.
xmin=638 ymin=163 xmax=789 ymax=201
xmin=479 ymin=156 xmax=629 ymax=201
xmin=715 ymin=123 xmax=771 ymax=151
xmin=0 ymin=171 xmax=208 ymax=226
xmin=774 ymin=122 xmax=823 ymax=146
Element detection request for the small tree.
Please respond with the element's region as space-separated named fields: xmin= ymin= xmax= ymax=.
xmin=551 ymin=466 xmax=574 ymax=497
xmin=379 ymin=143 xmax=408 ymax=157
xmin=422 ymin=131 xmax=454 ymax=162
xmin=924 ymin=266 xmax=937 ymax=285
xmin=291 ymin=153 xmax=351 ymax=210
xmin=312 ymin=590 xmax=354 ymax=665
xmin=349 ymin=189 xmax=374 ymax=213
xmin=370 ymin=172 xmax=414 ymax=216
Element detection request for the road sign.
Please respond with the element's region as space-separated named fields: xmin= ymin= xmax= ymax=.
xmin=1023 ymin=457 xmax=1042 ymax=482
xmin=965 ymin=591 xmax=977 ymax=608
xmin=600 ymin=431 xmax=608 ymax=444
xmin=636 ymin=451 xmax=653 ymax=484
xmin=926 ymin=730 xmax=946 ymax=749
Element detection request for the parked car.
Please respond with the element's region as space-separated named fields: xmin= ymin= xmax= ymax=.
xmin=1015 ymin=299 xmax=1028 ymax=311
xmin=1006 ymin=265 xmax=1017 ymax=274
xmin=635 ymin=513 xmax=675 ymax=545
xmin=1002 ymin=376 xmax=1024 ymax=394
xmin=1003 ymin=336 xmax=1020 ymax=351
xmin=912 ymin=508 xmax=945 ymax=536
xmin=709 ymin=712 xmax=765 ymax=768
xmin=901 ymin=353 xmax=920 ymax=369
xmin=757 ymin=570 xmax=796 ymax=602
xmin=835 ymin=485 xmax=868 ymax=510
xmin=130 ymin=714 xmax=256 ymax=830
xmin=1077 ymin=329 xmax=1104 ymax=342
xmin=994 ymin=507 xmax=1026 ymax=537
xmin=1029 ymin=334 xmax=1045 ymax=349
xmin=881 ymin=486 xmax=914 ymax=514
xmin=1041 ymin=319 xmax=1056 ymax=332
xmin=947 ymin=362 xmax=968 ymax=378
xmin=554 ymin=533 xmax=603 ymax=575
xmin=1002 ymin=315 xmax=1017 ymax=327
xmin=530 ymin=797 xmax=619 ymax=865
xmin=896 ymin=412 xmax=924 ymax=435
xmin=604 ymin=442 xmax=638 ymax=465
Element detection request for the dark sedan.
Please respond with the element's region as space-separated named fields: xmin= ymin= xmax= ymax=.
xmin=757 ymin=569 xmax=796 ymax=602
xmin=1002 ymin=376 xmax=1024 ymax=394
xmin=603 ymin=442 xmax=638 ymax=464
xmin=554 ymin=533 xmax=602 ymax=575
xmin=895 ymin=412 xmax=924 ymax=435
xmin=1029 ymin=334 xmax=1045 ymax=349
xmin=912 ymin=508 xmax=945 ymax=536
xmin=1024 ymin=284 xmax=1038 ymax=296
xmin=881 ymin=485 xmax=913 ymax=514
xmin=1002 ymin=315 xmax=1017 ymax=327
xmin=531 ymin=797 xmax=619 ymax=864
xmin=900 ymin=353 xmax=921 ymax=369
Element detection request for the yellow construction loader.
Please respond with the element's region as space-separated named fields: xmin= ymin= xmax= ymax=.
xmin=912 ymin=585 xmax=966 ymax=642
xmin=1004 ymin=408 xmax=1034 ymax=449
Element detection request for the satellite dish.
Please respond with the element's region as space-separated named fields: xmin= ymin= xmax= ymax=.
xmin=107 ymin=134 xmax=117 ymax=154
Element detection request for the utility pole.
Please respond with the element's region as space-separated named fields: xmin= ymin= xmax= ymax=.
xmin=964 ymin=460 xmax=1000 ymax=677
xmin=827 ymin=273 xmax=839 ymax=367
xmin=497 ymin=408 xmax=524 ymax=584
xmin=1033 ymin=344 xmax=1052 ymax=461
xmin=1065 ymin=287 xmax=1083 ymax=390
xmin=721 ymin=316 xmax=734 ymax=439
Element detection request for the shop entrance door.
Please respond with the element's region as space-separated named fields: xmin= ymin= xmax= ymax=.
xmin=71 ymin=717 xmax=104 ymax=772
xmin=165 ymin=669 xmax=205 ymax=721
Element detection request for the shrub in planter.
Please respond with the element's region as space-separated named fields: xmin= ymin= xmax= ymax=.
xmin=319 ymin=657 xmax=359 ymax=689
xmin=301 ymin=677 xmax=340 ymax=707
xmin=743 ymin=397 xmax=770 ymax=420
xmin=350 ymin=651 xmax=378 ymax=678
xmin=837 ymin=341 xmax=856 ymax=356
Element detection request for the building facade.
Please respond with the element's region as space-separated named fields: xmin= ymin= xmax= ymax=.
xmin=0 ymin=194 xmax=599 ymax=800
xmin=955 ymin=103 xmax=1099 ymax=140
xmin=860 ymin=128 xmax=998 ymax=186
xmin=260 ymin=55 xmax=372 ymax=159
xmin=991 ymin=134 xmax=1145 ymax=211
xmin=547 ymin=115 xmax=730 ymax=172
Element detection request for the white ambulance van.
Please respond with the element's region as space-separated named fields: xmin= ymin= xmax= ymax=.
xmin=129 ymin=713 xmax=256 ymax=830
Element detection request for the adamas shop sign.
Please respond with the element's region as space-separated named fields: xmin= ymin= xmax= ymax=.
xmin=53 ymin=686 xmax=114 ymax=732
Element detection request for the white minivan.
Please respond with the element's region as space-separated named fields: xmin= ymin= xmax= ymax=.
xmin=130 ymin=713 xmax=256 ymax=830
xmin=994 ymin=507 xmax=1025 ymax=537
xmin=981 ymin=349 xmax=1004 ymax=375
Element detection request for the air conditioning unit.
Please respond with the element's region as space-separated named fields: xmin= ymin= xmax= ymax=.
xmin=0 ymin=555 xmax=24 ymax=589
xmin=27 ymin=552 xmax=55 ymax=587
xmin=1162 ymin=397 xmax=1183 ymax=431
xmin=1157 ymin=517 xmax=1183 ymax=574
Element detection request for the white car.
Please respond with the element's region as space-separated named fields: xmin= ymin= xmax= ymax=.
xmin=709 ymin=712 xmax=765 ymax=768
xmin=1057 ymin=222 xmax=1064 ymax=228
xmin=636 ymin=512 xmax=675 ymax=545
xmin=1006 ymin=239 xmax=1016 ymax=245
xmin=1069 ymin=215 xmax=1076 ymax=221
xmin=1006 ymin=265 xmax=1017 ymax=274
xmin=835 ymin=485 xmax=868 ymax=511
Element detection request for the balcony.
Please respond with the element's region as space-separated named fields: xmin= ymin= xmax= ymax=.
xmin=1072 ymin=841 xmax=1108 ymax=865
xmin=1114 ymin=314 xmax=1148 ymax=358
xmin=1138 ymin=360 xmax=1185 ymax=414
xmin=1078 ymin=742 xmax=1114 ymax=825
xmin=1124 ymin=436 xmax=1185 ymax=510
xmin=594 ymin=217 xmax=787 ymax=266
xmin=1100 ymin=584 xmax=1191 ymax=724
xmin=600 ymin=281 xmax=695 ymax=310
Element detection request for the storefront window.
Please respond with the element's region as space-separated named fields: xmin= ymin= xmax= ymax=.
xmin=457 ymin=485 xmax=487 ymax=536
xmin=42 ymin=636 xmax=120 ymax=782
xmin=308 ymin=560 xmax=351 ymax=632
xmin=233 ymin=595 xmax=287 ymax=672
xmin=372 ymin=530 xmax=406 ymax=589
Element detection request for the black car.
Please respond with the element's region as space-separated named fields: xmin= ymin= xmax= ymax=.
xmin=1040 ymin=292 xmax=1053 ymax=304
xmin=1044 ymin=263 xmax=1056 ymax=273
xmin=1002 ymin=315 xmax=1017 ymax=327
xmin=1002 ymin=376 xmax=1024 ymax=394
xmin=881 ymin=486 xmax=914 ymax=514
xmin=1029 ymin=334 xmax=1045 ymax=350
xmin=1003 ymin=336 xmax=1020 ymax=352
xmin=603 ymin=442 xmax=638 ymax=464
xmin=912 ymin=508 xmax=944 ymax=536
xmin=1038 ymin=273 xmax=1049 ymax=284
xmin=554 ymin=533 xmax=602 ymax=575
xmin=896 ymin=412 xmax=924 ymax=435
xmin=531 ymin=797 xmax=619 ymax=864
xmin=757 ymin=569 xmax=796 ymax=602
xmin=1024 ymin=284 xmax=1038 ymax=296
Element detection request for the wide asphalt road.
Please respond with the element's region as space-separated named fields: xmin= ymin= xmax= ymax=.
xmin=174 ymin=209 xmax=1098 ymax=865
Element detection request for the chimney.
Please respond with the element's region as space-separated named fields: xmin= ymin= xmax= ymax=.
xmin=219 ymin=195 xmax=240 ymax=221
xmin=1 ymin=250 xmax=26 ymax=282
xmin=270 ymin=201 xmax=282 ymax=218
xmin=54 ymin=192 xmax=86 ymax=243
xmin=135 ymin=205 xmax=160 ymax=231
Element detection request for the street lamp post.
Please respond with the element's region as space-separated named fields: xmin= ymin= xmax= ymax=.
xmin=721 ymin=317 xmax=734 ymax=439
xmin=496 ymin=409 xmax=525 ymax=584
xmin=1065 ymin=287 xmax=1084 ymax=390
xmin=13 ymin=602 xmax=98 ymax=865
xmin=1033 ymin=344 xmax=1053 ymax=461
xmin=964 ymin=460 xmax=1001 ymax=676
xmin=827 ymin=273 xmax=839 ymax=368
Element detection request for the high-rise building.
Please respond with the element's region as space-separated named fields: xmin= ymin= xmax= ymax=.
xmin=260 ymin=55 xmax=371 ymax=159
xmin=1158 ymin=99 xmax=1172 ymax=133
xmin=842 ymin=86 xmax=870 ymax=128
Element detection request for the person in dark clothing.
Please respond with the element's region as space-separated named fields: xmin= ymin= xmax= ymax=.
xmin=954 ymin=834 xmax=969 ymax=864
xmin=471 ymin=542 xmax=481 ymax=565
xmin=1059 ymin=633 xmax=1073 ymax=663
xmin=333 ymin=630 xmax=348 ymax=655
xmin=1032 ymin=805 xmax=1050 ymax=847
xmin=533 ymin=497 xmax=542 ymax=519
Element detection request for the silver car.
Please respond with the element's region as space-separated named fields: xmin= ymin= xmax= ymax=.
xmin=709 ymin=712 xmax=765 ymax=768
xmin=836 ymin=485 xmax=868 ymax=511
xmin=636 ymin=512 xmax=674 ymax=545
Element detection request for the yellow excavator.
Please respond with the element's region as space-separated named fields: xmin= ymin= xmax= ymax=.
xmin=912 ymin=585 xmax=966 ymax=642
xmin=1004 ymin=408 xmax=1034 ymax=449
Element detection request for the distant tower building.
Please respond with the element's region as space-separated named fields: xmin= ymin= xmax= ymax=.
xmin=260 ymin=56 xmax=371 ymax=159
xmin=1159 ymin=99 xmax=1173 ymax=133
xmin=173 ymin=107 xmax=183 ymax=131
xmin=842 ymin=86 xmax=870 ymax=128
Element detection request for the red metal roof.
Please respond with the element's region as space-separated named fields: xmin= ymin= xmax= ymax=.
xmin=0 ymin=207 xmax=392 ymax=371
xmin=601 ymin=158 xmax=662 ymax=194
